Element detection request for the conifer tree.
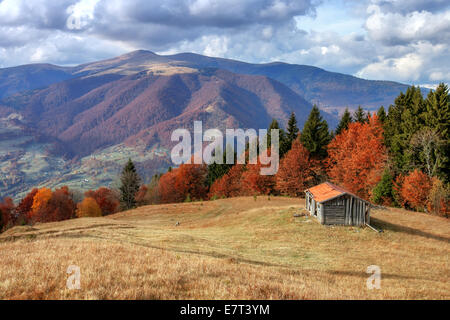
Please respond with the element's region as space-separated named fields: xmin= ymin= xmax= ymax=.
xmin=377 ymin=106 xmax=387 ymax=124
xmin=353 ymin=106 xmax=368 ymax=123
xmin=119 ymin=159 xmax=141 ymax=210
xmin=266 ymin=119 xmax=288 ymax=157
xmin=335 ymin=108 xmax=352 ymax=135
xmin=286 ymin=112 xmax=299 ymax=148
xmin=300 ymin=105 xmax=331 ymax=159
xmin=424 ymin=83 xmax=450 ymax=181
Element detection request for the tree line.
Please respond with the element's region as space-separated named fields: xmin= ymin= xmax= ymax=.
xmin=1 ymin=83 xmax=448 ymax=232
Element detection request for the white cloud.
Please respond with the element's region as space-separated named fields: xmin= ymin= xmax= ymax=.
xmin=0 ymin=0 xmax=448 ymax=86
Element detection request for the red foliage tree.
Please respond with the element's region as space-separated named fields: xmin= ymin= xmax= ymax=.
xmin=0 ymin=197 xmax=15 ymax=231
xmin=241 ymin=160 xmax=276 ymax=195
xmin=275 ymin=139 xmax=314 ymax=196
xmin=135 ymin=185 xmax=149 ymax=206
xmin=209 ymin=164 xmax=246 ymax=198
xmin=158 ymin=164 xmax=208 ymax=204
xmin=84 ymin=187 xmax=120 ymax=216
xmin=15 ymin=188 xmax=38 ymax=224
xmin=327 ymin=114 xmax=386 ymax=200
xmin=399 ymin=169 xmax=433 ymax=211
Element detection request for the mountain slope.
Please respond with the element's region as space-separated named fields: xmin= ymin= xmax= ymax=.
xmin=0 ymin=50 xmax=410 ymax=198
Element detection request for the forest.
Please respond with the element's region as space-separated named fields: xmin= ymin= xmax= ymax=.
xmin=1 ymin=83 xmax=449 ymax=232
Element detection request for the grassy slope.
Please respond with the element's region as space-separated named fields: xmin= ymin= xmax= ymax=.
xmin=0 ymin=196 xmax=449 ymax=299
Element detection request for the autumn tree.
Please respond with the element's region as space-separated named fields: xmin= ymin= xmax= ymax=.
xmin=15 ymin=188 xmax=38 ymax=224
xmin=427 ymin=177 xmax=449 ymax=217
xmin=241 ymin=160 xmax=276 ymax=196
xmin=76 ymin=197 xmax=102 ymax=218
xmin=135 ymin=185 xmax=149 ymax=207
xmin=119 ymin=159 xmax=141 ymax=210
xmin=158 ymin=163 xmax=208 ymax=204
xmin=300 ymin=105 xmax=331 ymax=159
xmin=158 ymin=169 xmax=179 ymax=204
xmin=399 ymin=169 xmax=432 ymax=212
xmin=209 ymin=164 xmax=246 ymax=198
xmin=0 ymin=197 xmax=15 ymax=231
xmin=30 ymin=188 xmax=52 ymax=222
xmin=31 ymin=187 xmax=76 ymax=223
xmin=275 ymin=139 xmax=313 ymax=196
xmin=174 ymin=164 xmax=208 ymax=201
xmin=85 ymin=187 xmax=120 ymax=216
xmin=327 ymin=114 xmax=386 ymax=200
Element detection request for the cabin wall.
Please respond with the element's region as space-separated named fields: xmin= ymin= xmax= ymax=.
xmin=322 ymin=195 xmax=369 ymax=226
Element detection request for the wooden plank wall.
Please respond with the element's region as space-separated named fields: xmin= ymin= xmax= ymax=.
xmin=323 ymin=195 xmax=368 ymax=226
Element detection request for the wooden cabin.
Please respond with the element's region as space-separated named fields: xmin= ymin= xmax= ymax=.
xmin=305 ymin=182 xmax=371 ymax=226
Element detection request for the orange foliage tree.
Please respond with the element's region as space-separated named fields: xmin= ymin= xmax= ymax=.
xmin=76 ymin=197 xmax=102 ymax=218
xmin=30 ymin=187 xmax=76 ymax=223
xmin=84 ymin=187 xmax=120 ymax=216
xmin=275 ymin=139 xmax=313 ymax=196
xmin=327 ymin=114 xmax=386 ymax=200
xmin=399 ymin=169 xmax=433 ymax=211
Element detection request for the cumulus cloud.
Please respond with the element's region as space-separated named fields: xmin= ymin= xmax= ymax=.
xmin=0 ymin=0 xmax=448 ymax=85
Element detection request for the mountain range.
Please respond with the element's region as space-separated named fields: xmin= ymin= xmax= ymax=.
xmin=0 ymin=50 xmax=410 ymax=200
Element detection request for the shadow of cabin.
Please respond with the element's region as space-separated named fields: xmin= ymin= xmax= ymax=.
xmin=305 ymin=182 xmax=371 ymax=226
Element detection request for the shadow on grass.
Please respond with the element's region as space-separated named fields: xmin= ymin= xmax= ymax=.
xmin=327 ymin=270 xmax=425 ymax=280
xmin=371 ymin=217 xmax=450 ymax=244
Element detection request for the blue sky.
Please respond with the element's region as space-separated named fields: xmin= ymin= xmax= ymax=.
xmin=0 ymin=0 xmax=449 ymax=87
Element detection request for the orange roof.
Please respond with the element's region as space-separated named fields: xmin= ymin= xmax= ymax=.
xmin=305 ymin=182 xmax=356 ymax=203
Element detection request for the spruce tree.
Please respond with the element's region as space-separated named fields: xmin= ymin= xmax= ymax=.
xmin=335 ymin=108 xmax=352 ymax=135
xmin=300 ymin=105 xmax=331 ymax=159
xmin=424 ymin=83 xmax=450 ymax=181
xmin=267 ymin=119 xmax=288 ymax=157
xmin=206 ymin=146 xmax=234 ymax=187
xmin=353 ymin=106 xmax=368 ymax=123
xmin=119 ymin=159 xmax=141 ymax=210
xmin=286 ymin=112 xmax=299 ymax=147
xmin=377 ymin=106 xmax=387 ymax=124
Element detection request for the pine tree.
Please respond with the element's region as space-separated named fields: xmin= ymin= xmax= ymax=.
xmin=300 ymin=105 xmax=331 ymax=159
xmin=377 ymin=106 xmax=387 ymax=124
xmin=335 ymin=108 xmax=352 ymax=135
xmin=119 ymin=159 xmax=141 ymax=210
xmin=286 ymin=112 xmax=299 ymax=148
xmin=353 ymin=106 xmax=368 ymax=123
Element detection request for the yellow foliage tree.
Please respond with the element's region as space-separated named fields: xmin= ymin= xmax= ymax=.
xmin=76 ymin=197 xmax=102 ymax=218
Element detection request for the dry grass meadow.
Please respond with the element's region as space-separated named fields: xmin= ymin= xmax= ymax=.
xmin=0 ymin=196 xmax=449 ymax=299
